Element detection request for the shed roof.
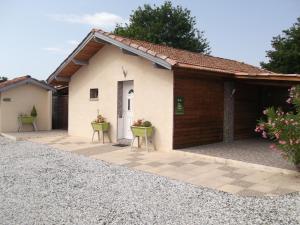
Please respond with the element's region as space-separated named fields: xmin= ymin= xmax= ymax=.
xmin=47 ymin=29 xmax=300 ymax=84
xmin=0 ymin=75 xmax=55 ymax=93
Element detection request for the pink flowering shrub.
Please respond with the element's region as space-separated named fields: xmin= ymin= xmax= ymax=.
xmin=255 ymin=86 xmax=300 ymax=166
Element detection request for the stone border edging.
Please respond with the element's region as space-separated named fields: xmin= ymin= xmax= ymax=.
xmin=175 ymin=151 xmax=299 ymax=176
xmin=0 ymin=133 xmax=18 ymax=141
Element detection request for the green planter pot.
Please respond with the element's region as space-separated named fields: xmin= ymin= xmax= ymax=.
xmin=91 ymin=122 xmax=109 ymax=131
xmin=131 ymin=126 xmax=153 ymax=137
xmin=19 ymin=116 xmax=35 ymax=124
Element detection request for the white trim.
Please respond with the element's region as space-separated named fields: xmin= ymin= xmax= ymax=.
xmin=0 ymin=78 xmax=55 ymax=93
xmin=47 ymin=31 xmax=173 ymax=85
xmin=94 ymin=32 xmax=172 ymax=70
xmin=121 ymin=48 xmax=138 ymax=56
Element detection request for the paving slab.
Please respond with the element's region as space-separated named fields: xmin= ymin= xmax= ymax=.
xmin=89 ymin=149 xmax=300 ymax=196
xmin=1 ymin=137 xmax=299 ymax=224
xmin=26 ymin=135 xmax=300 ymax=196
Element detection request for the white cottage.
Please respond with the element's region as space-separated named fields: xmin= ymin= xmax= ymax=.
xmin=0 ymin=76 xmax=53 ymax=133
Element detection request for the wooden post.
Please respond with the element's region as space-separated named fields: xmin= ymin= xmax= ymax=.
xmin=223 ymin=81 xmax=235 ymax=142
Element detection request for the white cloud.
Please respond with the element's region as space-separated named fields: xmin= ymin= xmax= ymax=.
xmin=50 ymin=12 xmax=126 ymax=30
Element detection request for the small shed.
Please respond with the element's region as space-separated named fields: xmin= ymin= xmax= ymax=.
xmin=47 ymin=29 xmax=300 ymax=151
xmin=0 ymin=76 xmax=54 ymax=132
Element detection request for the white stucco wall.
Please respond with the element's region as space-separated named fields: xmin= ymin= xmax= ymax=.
xmin=69 ymin=45 xmax=174 ymax=151
xmin=0 ymin=93 xmax=2 ymax=131
xmin=0 ymin=84 xmax=52 ymax=132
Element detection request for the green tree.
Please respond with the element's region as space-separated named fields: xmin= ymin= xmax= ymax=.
xmin=0 ymin=76 xmax=8 ymax=83
xmin=261 ymin=17 xmax=300 ymax=74
xmin=114 ymin=1 xmax=210 ymax=54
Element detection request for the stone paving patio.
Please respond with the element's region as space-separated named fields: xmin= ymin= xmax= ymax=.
xmin=2 ymin=137 xmax=299 ymax=225
xmin=24 ymin=133 xmax=300 ymax=197
xmin=90 ymin=147 xmax=300 ymax=196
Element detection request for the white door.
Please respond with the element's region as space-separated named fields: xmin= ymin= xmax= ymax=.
xmin=122 ymin=81 xmax=134 ymax=139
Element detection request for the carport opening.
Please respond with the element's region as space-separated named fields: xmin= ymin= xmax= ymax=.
xmin=234 ymin=82 xmax=291 ymax=140
xmin=174 ymin=80 xmax=296 ymax=170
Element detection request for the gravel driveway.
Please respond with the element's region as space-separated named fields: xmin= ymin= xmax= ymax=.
xmin=0 ymin=137 xmax=299 ymax=225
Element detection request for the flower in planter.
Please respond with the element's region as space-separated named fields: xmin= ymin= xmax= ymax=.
xmin=133 ymin=119 xmax=143 ymax=126
xmin=255 ymin=85 xmax=300 ymax=167
xmin=92 ymin=114 xmax=106 ymax=123
xmin=132 ymin=119 xmax=152 ymax=127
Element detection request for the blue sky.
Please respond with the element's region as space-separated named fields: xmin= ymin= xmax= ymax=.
xmin=0 ymin=0 xmax=299 ymax=80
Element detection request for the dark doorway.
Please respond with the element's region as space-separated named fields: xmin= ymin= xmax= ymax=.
xmin=234 ymin=82 xmax=290 ymax=140
xmin=52 ymin=87 xmax=68 ymax=130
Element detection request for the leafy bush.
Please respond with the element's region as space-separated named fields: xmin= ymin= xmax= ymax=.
xmin=142 ymin=121 xmax=152 ymax=127
xmin=255 ymin=86 xmax=300 ymax=166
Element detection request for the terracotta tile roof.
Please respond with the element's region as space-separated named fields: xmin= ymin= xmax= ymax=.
xmin=0 ymin=75 xmax=31 ymax=89
xmin=96 ymin=30 xmax=269 ymax=74
xmin=48 ymin=29 xmax=300 ymax=85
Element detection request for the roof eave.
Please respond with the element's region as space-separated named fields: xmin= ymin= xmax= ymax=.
xmin=47 ymin=31 xmax=96 ymax=84
xmin=175 ymin=63 xmax=235 ymax=75
xmin=47 ymin=31 xmax=174 ymax=85
xmin=175 ymin=63 xmax=300 ymax=82
xmin=94 ymin=32 xmax=173 ymax=70
xmin=0 ymin=78 xmax=56 ymax=93
xmin=234 ymin=73 xmax=300 ymax=82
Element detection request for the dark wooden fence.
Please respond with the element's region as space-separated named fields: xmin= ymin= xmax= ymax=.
xmin=52 ymin=95 xmax=68 ymax=129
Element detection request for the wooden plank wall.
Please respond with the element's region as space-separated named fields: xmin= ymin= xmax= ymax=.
xmin=173 ymin=71 xmax=224 ymax=149
xmin=234 ymin=83 xmax=260 ymax=140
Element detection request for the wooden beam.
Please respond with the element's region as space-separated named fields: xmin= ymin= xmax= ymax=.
xmin=72 ymin=59 xmax=89 ymax=66
xmin=237 ymin=80 xmax=294 ymax=87
xmin=235 ymin=75 xmax=300 ymax=82
xmin=47 ymin=32 xmax=95 ymax=83
xmin=55 ymin=76 xmax=70 ymax=82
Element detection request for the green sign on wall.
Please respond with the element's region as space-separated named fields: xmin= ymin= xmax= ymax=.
xmin=175 ymin=96 xmax=184 ymax=115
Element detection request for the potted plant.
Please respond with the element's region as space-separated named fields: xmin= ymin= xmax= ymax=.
xmin=18 ymin=113 xmax=35 ymax=124
xmin=91 ymin=114 xmax=109 ymax=132
xmin=18 ymin=106 xmax=37 ymax=124
xmin=131 ymin=119 xmax=153 ymax=137
xmin=31 ymin=105 xmax=37 ymax=118
xmin=255 ymin=85 xmax=300 ymax=170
